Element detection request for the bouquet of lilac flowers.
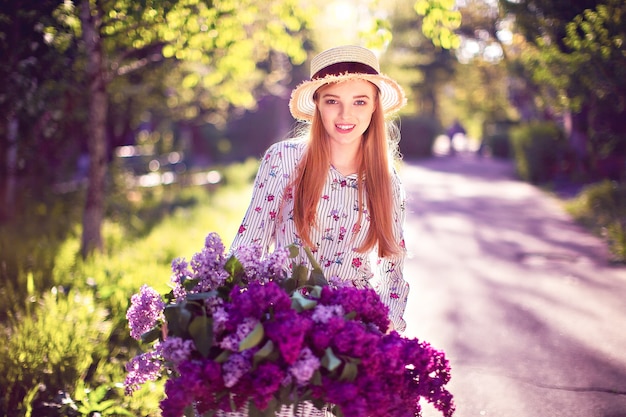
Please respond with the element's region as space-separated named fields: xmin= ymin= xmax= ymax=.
xmin=125 ymin=232 xmax=454 ymax=417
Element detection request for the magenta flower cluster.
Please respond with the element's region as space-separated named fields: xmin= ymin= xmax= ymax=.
xmin=125 ymin=233 xmax=455 ymax=417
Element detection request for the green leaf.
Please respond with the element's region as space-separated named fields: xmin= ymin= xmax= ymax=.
xmin=287 ymin=244 xmax=300 ymax=258
xmin=185 ymin=290 xmax=218 ymax=301
xmin=183 ymin=404 xmax=196 ymax=417
xmin=311 ymin=369 xmax=322 ymax=386
xmin=329 ymin=404 xmax=345 ymax=417
xmin=283 ymin=277 xmax=297 ymax=293
xmin=291 ymin=264 xmax=309 ymax=288
xmin=140 ymin=326 xmax=162 ymax=344
xmin=87 ymin=385 xmax=108 ymax=403
xmin=189 ymin=315 xmax=213 ymax=357
xmin=303 ymin=246 xmax=324 ymax=275
xmin=182 ymin=277 xmax=199 ymax=291
xmin=224 ymin=255 xmax=244 ymax=280
xmin=308 ymin=285 xmax=323 ymax=299
xmin=307 ymin=269 xmax=328 ymax=287
xmin=239 ymin=322 xmax=264 ymax=351
xmin=339 ymin=361 xmax=358 ymax=382
xmin=291 ymin=291 xmax=318 ymax=312
xmin=214 ymin=348 xmax=231 ymax=364
xmin=253 ymin=339 xmax=276 ymax=367
xmin=163 ymin=305 xmax=192 ymax=337
xmin=321 ymin=347 xmax=341 ymax=372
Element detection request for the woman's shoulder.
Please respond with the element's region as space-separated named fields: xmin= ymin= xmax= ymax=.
xmin=263 ymin=138 xmax=307 ymax=161
xmin=266 ymin=138 xmax=307 ymax=154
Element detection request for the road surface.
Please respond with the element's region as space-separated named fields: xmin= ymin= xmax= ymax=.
xmin=400 ymin=149 xmax=626 ymax=417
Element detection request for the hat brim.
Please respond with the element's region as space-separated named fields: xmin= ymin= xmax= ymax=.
xmin=288 ymin=72 xmax=406 ymax=122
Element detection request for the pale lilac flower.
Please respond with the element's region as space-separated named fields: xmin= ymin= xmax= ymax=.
xmin=222 ymin=351 xmax=252 ymax=388
xmin=211 ymin=304 xmax=229 ymax=334
xmin=170 ymin=258 xmax=189 ymax=302
xmin=158 ymin=338 xmax=195 ymax=366
xmin=234 ymin=245 xmax=265 ymax=281
xmin=289 ymin=347 xmax=320 ymax=385
xmin=190 ymin=232 xmax=229 ymax=291
xmin=328 ymin=275 xmax=351 ymax=289
xmin=124 ymin=350 xmax=162 ymax=394
xmin=311 ymin=304 xmax=345 ymax=324
xmin=261 ymin=247 xmax=290 ymax=281
xmin=219 ymin=317 xmax=259 ymax=351
xmin=127 ymin=285 xmax=165 ymax=340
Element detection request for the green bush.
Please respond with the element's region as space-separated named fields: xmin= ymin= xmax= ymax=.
xmin=481 ymin=120 xmax=518 ymax=159
xmin=566 ymin=180 xmax=626 ymax=263
xmin=485 ymin=132 xmax=511 ymax=159
xmin=0 ymin=289 xmax=112 ymax=415
xmin=398 ymin=115 xmax=442 ymax=159
xmin=1 ymin=161 xmax=254 ymax=416
xmin=509 ymin=121 xmax=570 ymax=184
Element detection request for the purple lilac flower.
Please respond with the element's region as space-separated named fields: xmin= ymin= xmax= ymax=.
xmin=218 ymin=317 xmax=259 ymax=351
xmin=261 ymin=246 xmax=290 ymax=281
xmin=190 ymin=232 xmax=229 ymax=292
xmin=127 ymin=284 xmax=165 ymax=340
xmin=124 ymin=351 xmax=162 ymax=395
xmin=288 ymin=347 xmax=320 ymax=385
xmin=157 ymin=337 xmax=195 ymax=367
xmin=327 ymin=275 xmax=351 ymax=288
xmin=170 ymin=257 xmax=189 ymax=302
xmin=233 ymin=244 xmax=265 ymax=281
xmin=222 ymin=351 xmax=253 ymax=388
xmin=308 ymin=316 xmax=345 ymax=353
xmin=210 ymin=304 xmax=229 ymax=334
xmin=319 ymin=286 xmax=390 ymax=332
xmin=264 ymin=310 xmax=312 ymax=365
xmin=311 ymin=304 xmax=345 ymax=324
xmin=331 ymin=320 xmax=379 ymax=358
xmin=246 ymin=362 xmax=285 ymax=410
xmin=161 ymin=359 xmax=225 ymax=417
xmin=226 ymin=281 xmax=292 ymax=322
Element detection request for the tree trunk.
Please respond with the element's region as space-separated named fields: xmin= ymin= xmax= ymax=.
xmin=563 ymin=106 xmax=590 ymax=177
xmin=80 ymin=0 xmax=108 ymax=258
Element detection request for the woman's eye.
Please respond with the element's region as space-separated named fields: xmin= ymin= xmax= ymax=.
xmin=325 ymin=99 xmax=337 ymax=105
xmin=355 ymin=100 xmax=366 ymax=105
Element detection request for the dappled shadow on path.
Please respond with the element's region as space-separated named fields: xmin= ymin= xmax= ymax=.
xmin=400 ymin=152 xmax=626 ymax=417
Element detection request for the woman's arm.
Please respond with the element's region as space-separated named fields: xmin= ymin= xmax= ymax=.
xmin=374 ymin=172 xmax=409 ymax=332
xmin=230 ymin=142 xmax=289 ymax=255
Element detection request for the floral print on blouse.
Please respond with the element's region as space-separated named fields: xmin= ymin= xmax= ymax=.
xmin=230 ymin=140 xmax=409 ymax=332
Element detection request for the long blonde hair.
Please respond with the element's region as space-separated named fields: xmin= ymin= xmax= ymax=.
xmin=290 ymin=88 xmax=402 ymax=258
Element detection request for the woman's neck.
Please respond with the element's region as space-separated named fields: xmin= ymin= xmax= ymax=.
xmin=329 ymin=140 xmax=362 ymax=176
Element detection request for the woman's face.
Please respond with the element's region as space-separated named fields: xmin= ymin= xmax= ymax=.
xmin=315 ymin=79 xmax=377 ymax=148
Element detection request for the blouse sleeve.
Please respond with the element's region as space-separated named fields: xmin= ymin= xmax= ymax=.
xmin=230 ymin=142 xmax=289 ymax=255
xmin=374 ymin=171 xmax=409 ymax=333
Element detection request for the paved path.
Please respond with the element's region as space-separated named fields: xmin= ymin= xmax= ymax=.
xmin=399 ymin=150 xmax=626 ymax=417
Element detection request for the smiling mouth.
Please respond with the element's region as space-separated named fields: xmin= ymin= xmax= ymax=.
xmin=336 ymin=124 xmax=355 ymax=131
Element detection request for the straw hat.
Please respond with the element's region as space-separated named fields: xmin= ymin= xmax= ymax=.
xmin=288 ymin=45 xmax=406 ymax=121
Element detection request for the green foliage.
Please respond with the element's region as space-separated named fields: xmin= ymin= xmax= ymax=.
xmin=1 ymin=158 xmax=254 ymax=415
xmin=566 ymin=180 xmax=626 ymax=263
xmin=414 ymin=0 xmax=462 ymax=49
xmin=482 ymin=120 xmax=518 ymax=159
xmin=0 ymin=188 xmax=84 ymax=319
xmin=509 ymin=121 xmax=570 ymax=184
xmin=0 ymin=289 xmax=112 ymax=415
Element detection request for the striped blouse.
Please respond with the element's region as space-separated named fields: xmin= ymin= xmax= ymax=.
xmin=230 ymin=139 xmax=409 ymax=332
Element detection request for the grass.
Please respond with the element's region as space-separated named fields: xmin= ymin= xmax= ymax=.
xmin=0 ymin=160 xmax=257 ymax=416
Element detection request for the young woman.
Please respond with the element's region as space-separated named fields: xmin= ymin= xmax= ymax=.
xmin=230 ymin=45 xmax=409 ymax=334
